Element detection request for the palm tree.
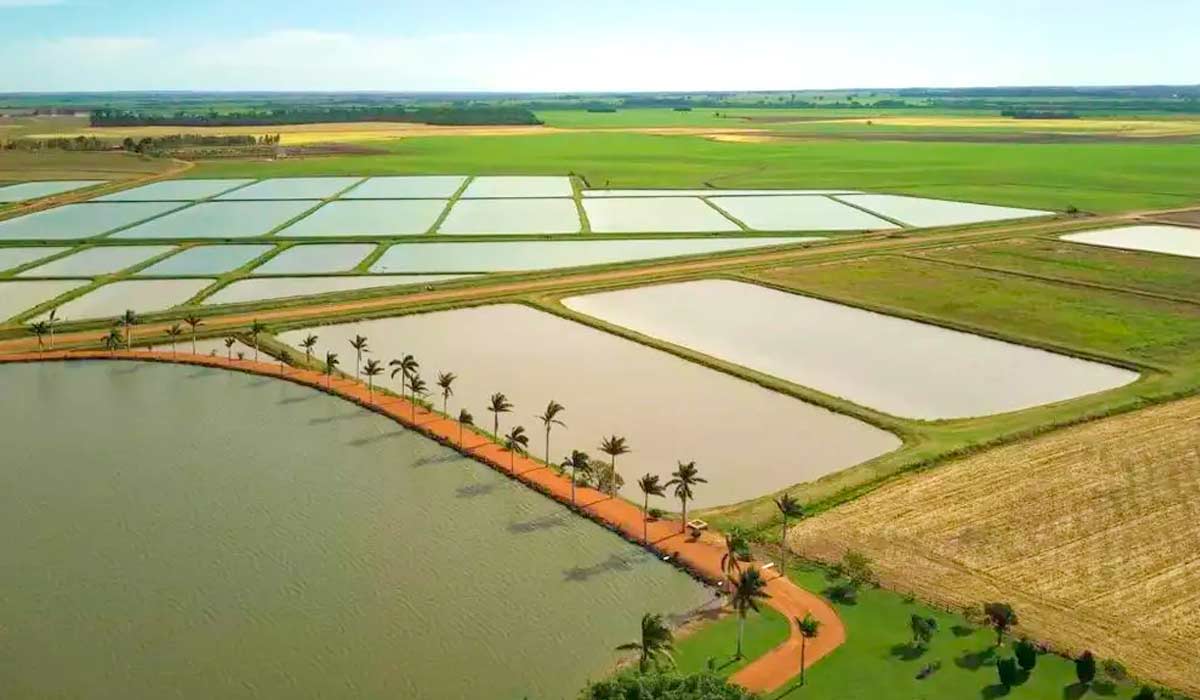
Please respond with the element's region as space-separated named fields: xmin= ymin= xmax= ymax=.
xmin=774 ymin=493 xmax=805 ymax=575
xmin=615 ymin=613 xmax=676 ymax=673
xmin=28 ymin=320 xmax=48 ymax=352
xmin=278 ymin=350 xmax=292 ymax=374
xmin=249 ymin=319 xmax=268 ymax=363
xmin=324 ymin=351 xmax=339 ymax=387
xmin=458 ymin=409 xmax=474 ymax=447
xmin=437 ymin=371 xmax=457 ymax=414
xmin=300 ymin=333 xmax=318 ymax=365
xmin=223 ymin=336 xmax=236 ymax=361
xmin=487 ymin=392 xmax=512 ymax=437
xmin=730 ymin=569 xmax=771 ymax=659
xmin=46 ymin=307 xmax=59 ymax=350
xmin=637 ymin=473 xmax=665 ymax=544
xmin=561 ymin=449 xmax=592 ymax=505
xmin=408 ymin=374 xmax=428 ymax=421
xmin=665 ymin=461 xmax=707 ymax=533
xmin=118 ymin=309 xmax=138 ymax=349
xmin=102 ymin=328 xmax=122 ymax=355
xmin=165 ymin=323 xmax=183 ymax=356
xmin=599 ymin=435 xmax=630 ymax=496
xmin=721 ymin=533 xmax=744 ymax=597
xmin=537 ymin=400 xmax=567 ymax=466
xmin=797 ymin=613 xmax=822 ymax=686
xmin=349 ymin=334 xmax=369 ymax=380
xmin=504 ymin=425 xmax=530 ymax=471
xmin=183 ymin=314 xmax=204 ymax=355
xmin=389 ymin=354 xmax=418 ymax=401
xmin=363 ymin=358 xmax=383 ymax=402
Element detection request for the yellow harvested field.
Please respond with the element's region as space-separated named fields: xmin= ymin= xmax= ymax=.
xmin=820 ymin=115 xmax=1200 ymax=136
xmin=789 ymin=396 xmax=1200 ymax=695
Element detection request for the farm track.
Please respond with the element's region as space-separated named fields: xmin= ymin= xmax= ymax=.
xmin=0 ymin=212 xmax=1142 ymax=355
xmin=0 ymin=349 xmax=845 ymax=694
xmin=787 ymin=395 xmax=1200 ymax=695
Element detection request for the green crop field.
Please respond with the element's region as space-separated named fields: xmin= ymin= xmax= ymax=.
xmin=186 ymin=132 xmax=1200 ymax=213
xmin=672 ymin=606 xmax=791 ymax=679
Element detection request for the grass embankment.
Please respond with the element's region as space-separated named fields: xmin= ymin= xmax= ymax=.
xmin=0 ymin=149 xmax=174 ymax=181
xmin=765 ymin=564 xmax=1152 ymax=700
xmin=185 ymin=132 xmax=1200 ymax=213
xmin=671 ymin=607 xmax=791 ymax=679
xmin=915 ymin=237 xmax=1200 ymax=302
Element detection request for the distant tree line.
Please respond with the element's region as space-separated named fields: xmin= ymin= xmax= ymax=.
xmin=1 ymin=133 xmax=280 ymax=153
xmin=90 ymin=105 xmax=543 ymax=127
xmin=1000 ymin=109 xmax=1079 ymax=120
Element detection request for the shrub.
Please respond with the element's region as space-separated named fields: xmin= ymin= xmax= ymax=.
xmin=827 ymin=582 xmax=858 ymax=604
xmin=997 ymin=657 xmax=1020 ymax=688
xmin=648 ymin=507 xmax=666 ymax=520
xmin=1134 ymin=686 xmax=1156 ymax=700
xmin=1101 ymin=659 xmax=1127 ymax=682
xmin=1014 ymin=638 xmax=1037 ymax=672
xmin=1076 ymin=651 xmax=1097 ymax=685
xmin=579 ymin=670 xmax=755 ymax=699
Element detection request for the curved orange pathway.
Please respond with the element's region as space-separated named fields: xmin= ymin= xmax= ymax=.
xmin=0 ymin=349 xmax=845 ymax=693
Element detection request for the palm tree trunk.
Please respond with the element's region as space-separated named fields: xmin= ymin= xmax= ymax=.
xmin=781 ymin=516 xmax=788 ymax=573
xmin=368 ymin=378 xmax=374 ymax=402
xmin=737 ymin=615 xmax=745 ymax=659
xmin=571 ymin=468 xmax=577 ymax=504
xmin=458 ymin=422 xmax=463 ymax=447
xmin=254 ymin=340 xmax=260 ymax=363
xmin=643 ymin=493 xmax=649 ymax=543
xmin=443 ymin=396 xmax=448 ymax=415
xmin=680 ymin=497 xmax=688 ymax=533
xmin=800 ymin=638 xmax=807 ymax=685
xmin=545 ymin=429 xmax=550 ymax=466
xmin=354 ymin=351 xmax=361 ymax=380
xmin=191 ymin=331 xmax=196 ymax=355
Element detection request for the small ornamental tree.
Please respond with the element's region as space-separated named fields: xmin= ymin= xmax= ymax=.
xmin=997 ymin=657 xmax=1020 ymax=688
xmin=983 ymin=602 xmax=1018 ymax=646
xmin=1014 ymin=638 xmax=1037 ymax=672
xmin=1076 ymin=651 xmax=1096 ymax=686
xmin=1133 ymin=686 xmax=1156 ymax=700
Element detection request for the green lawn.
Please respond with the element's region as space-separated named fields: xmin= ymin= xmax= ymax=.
xmin=755 ymin=255 xmax=1200 ymax=368
xmin=768 ymin=564 xmax=1145 ymax=700
xmin=673 ymin=606 xmax=791 ymax=679
xmin=188 ymin=132 xmax=1200 ymax=213
xmin=919 ymin=238 xmax=1200 ymax=302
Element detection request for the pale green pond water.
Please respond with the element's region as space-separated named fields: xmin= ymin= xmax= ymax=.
xmin=0 ymin=362 xmax=709 ymax=699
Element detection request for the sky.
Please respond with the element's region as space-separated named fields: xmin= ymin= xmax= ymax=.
xmin=0 ymin=0 xmax=1197 ymax=92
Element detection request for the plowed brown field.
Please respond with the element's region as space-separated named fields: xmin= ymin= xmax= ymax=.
xmin=789 ymin=396 xmax=1200 ymax=694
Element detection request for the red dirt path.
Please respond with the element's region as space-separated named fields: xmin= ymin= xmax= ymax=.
xmin=1 ymin=350 xmax=845 ymax=693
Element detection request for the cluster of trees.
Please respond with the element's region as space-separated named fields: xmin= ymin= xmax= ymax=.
xmin=1000 ymin=109 xmax=1080 ymax=120
xmin=90 ymin=105 xmax=542 ymax=127
xmin=2 ymin=135 xmax=110 ymax=151
xmin=119 ymin=133 xmax=279 ymax=155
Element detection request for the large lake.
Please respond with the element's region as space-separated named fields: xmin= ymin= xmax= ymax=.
xmin=0 ymin=361 xmax=708 ymax=699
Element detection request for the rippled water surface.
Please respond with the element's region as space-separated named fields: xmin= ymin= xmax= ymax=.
xmin=0 ymin=362 xmax=708 ymax=699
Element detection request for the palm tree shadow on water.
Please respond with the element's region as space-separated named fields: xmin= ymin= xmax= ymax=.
xmin=507 ymin=513 xmax=569 ymax=534
xmin=455 ymin=482 xmax=497 ymax=499
xmin=346 ymin=429 xmax=407 ymax=448
xmin=563 ymin=552 xmax=646 ymax=582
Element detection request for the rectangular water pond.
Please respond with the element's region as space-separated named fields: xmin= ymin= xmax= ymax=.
xmin=111 ymin=201 xmax=318 ymax=239
xmin=837 ymin=194 xmax=1052 ymax=228
xmin=96 ymin=179 xmax=254 ymax=202
xmin=438 ymin=199 xmax=580 ymax=235
xmin=19 ymin=245 xmax=176 ymax=277
xmin=0 ymin=203 xmax=183 ymax=241
xmin=41 ymin=279 xmax=212 ymax=322
xmin=0 ymin=247 xmax=69 ymax=273
xmin=202 ymin=274 xmax=471 ymax=305
xmin=276 ymin=200 xmax=448 ymax=237
xmin=0 ymin=280 xmax=88 ymax=322
xmin=281 ymin=305 xmax=899 ymax=507
xmin=344 ymin=176 xmax=467 ymax=199
xmin=216 ymin=177 xmax=363 ymax=200
xmin=251 ymin=244 xmax=377 ymax=274
xmin=0 ymin=180 xmax=107 ymax=202
xmin=1 ymin=362 xmax=708 ymax=699
xmin=710 ymin=195 xmax=899 ymax=231
xmin=583 ymin=198 xmax=740 ymax=233
xmin=583 ymin=189 xmax=860 ymax=197
xmin=135 ymin=245 xmax=275 ymax=276
xmin=564 ymin=280 xmax=1139 ymax=420
xmin=370 ymin=237 xmax=815 ymax=273
xmin=461 ymin=176 xmax=573 ymax=198
xmin=1061 ymin=225 xmax=1200 ymax=259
